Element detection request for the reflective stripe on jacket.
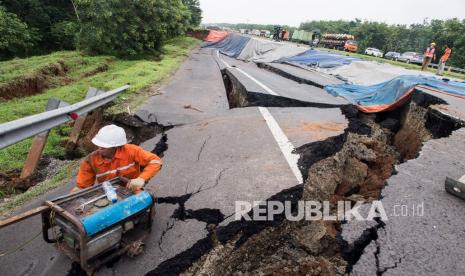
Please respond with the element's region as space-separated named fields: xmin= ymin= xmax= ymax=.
xmin=76 ymin=144 xmax=162 ymax=189
xmin=424 ymin=47 xmax=435 ymax=58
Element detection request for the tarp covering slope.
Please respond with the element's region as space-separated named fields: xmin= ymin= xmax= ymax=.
xmin=325 ymin=75 xmax=465 ymax=113
xmin=204 ymin=30 xmax=230 ymax=43
xmin=203 ymin=34 xmax=251 ymax=58
xmin=276 ymin=49 xmax=359 ymax=68
xmin=237 ymin=38 xmax=308 ymax=63
xmin=318 ymin=60 xmax=437 ymax=85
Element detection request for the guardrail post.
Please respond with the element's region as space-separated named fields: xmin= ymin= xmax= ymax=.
xmin=67 ymin=88 xmax=105 ymax=148
xmin=20 ymin=98 xmax=63 ymax=179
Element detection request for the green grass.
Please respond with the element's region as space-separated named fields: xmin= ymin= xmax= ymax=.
xmin=317 ymin=47 xmax=465 ymax=80
xmin=0 ymin=36 xmax=200 ymax=172
xmin=0 ymin=51 xmax=112 ymax=84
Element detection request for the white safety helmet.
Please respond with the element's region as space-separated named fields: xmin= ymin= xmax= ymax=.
xmin=91 ymin=124 xmax=127 ymax=148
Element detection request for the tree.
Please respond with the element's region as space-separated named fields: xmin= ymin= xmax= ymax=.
xmin=51 ymin=20 xmax=79 ymax=50
xmin=353 ymin=21 xmax=390 ymax=52
xmin=75 ymin=0 xmax=191 ymax=57
xmin=297 ymin=18 xmax=465 ymax=68
xmin=1 ymin=0 xmax=76 ymax=54
xmin=182 ymin=0 xmax=202 ymax=28
xmin=0 ymin=6 xmax=35 ymax=59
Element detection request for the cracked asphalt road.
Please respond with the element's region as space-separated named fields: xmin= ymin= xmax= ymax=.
xmin=349 ymin=128 xmax=465 ymax=275
xmin=2 ymin=41 xmax=465 ymax=276
xmin=0 ymin=47 xmax=348 ymax=275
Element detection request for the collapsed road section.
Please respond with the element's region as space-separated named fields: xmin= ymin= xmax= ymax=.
xmin=2 ymin=41 xmax=465 ymax=276
xmin=173 ymin=51 xmax=465 ymax=275
xmin=140 ymin=48 xmax=464 ymax=275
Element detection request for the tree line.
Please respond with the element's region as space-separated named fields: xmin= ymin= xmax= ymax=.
xmin=300 ymin=19 xmax=465 ymax=68
xmin=214 ymin=19 xmax=464 ymax=68
xmin=213 ymin=23 xmax=296 ymax=33
xmin=0 ymin=0 xmax=202 ymax=59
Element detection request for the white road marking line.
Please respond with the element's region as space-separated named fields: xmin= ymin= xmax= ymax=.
xmin=234 ymin=67 xmax=280 ymax=96
xmin=216 ymin=50 xmax=231 ymax=68
xmin=217 ymin=50 xmax=302 ymax=183
xmin=217 ymin=51 xmax=279 ymax=96
xmin=258 ymin=107 xmax=303 ymax=184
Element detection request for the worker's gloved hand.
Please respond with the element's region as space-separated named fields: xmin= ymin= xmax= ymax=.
xmin=70 ymin=186 xmax=81 ymax=193
xmin=128 ymin=177 xmax=145 ymax=192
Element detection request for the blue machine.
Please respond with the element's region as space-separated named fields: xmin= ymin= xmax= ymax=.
xmin=81 ymin=191 xmax=153 ymax=236
xmin=42 ymin=184 xmax=156 ymax=274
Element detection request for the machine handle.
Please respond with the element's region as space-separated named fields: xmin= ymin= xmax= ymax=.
xmin=0 ymin=205 xmax=49 ymax=229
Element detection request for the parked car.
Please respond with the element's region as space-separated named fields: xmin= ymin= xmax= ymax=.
xmin=384 ymin=51 xmax=401 ymax=61
xmin=364 ymin=47 xmax=383 ymax=57
xmin=398 ymin=52 xmax=423 ymax=64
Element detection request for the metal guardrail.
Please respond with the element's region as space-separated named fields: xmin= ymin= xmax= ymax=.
xmin=428 ymin=63 xmax=465 ymax=74
xmin=0 ymin=85 xmax=130 ymax=149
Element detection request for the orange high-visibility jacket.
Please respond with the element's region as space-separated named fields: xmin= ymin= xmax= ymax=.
xmin=424 ymin=47 xmax=435 ymax=58
xmin=441 ymin=48 xmax=451 ymax=62
xmin=76 ymin=144 xmax=162 ymax=189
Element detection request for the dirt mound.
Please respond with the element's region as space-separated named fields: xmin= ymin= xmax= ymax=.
xmin=80 ymin=63 xmax=109 ymax=79
xmin=0 ymin=157 xmax=69 ymax=195
xmin=67 ymin=111 xmax=167 ymax=155
xmin=187 ymin=30 xmax=209 ymax=41
xmin=185 ymin=221 xmax=346 ymax=276
xmin=0 ymin=61 xmax=68 ymax=100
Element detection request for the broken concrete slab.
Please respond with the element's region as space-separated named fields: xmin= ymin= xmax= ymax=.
xmin=142 ymin=107 xmax=298 ymax=218
xmin=267 ymin=107 xmax=348 ymax=148
xmin=345 ymin=128 xmax=465 ymax=275
xmin=350 ymin=241 xmax=378 ymax=276
xmin=415 ymin=86 xmax=465 ymax=123
xmin=158 ymin=219 xmax=208 ymax=255
xmin=220 ymin=55 xmax=348 ymax=106
xmin=135 ymin=48 xmax=229 ymax=126
xmin=257 ymin=62 xmax=344 ymax=87
xmin=340 ymin=204 xmax=378 ymax=245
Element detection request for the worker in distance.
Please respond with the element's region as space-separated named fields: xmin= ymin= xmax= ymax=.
xmin=71 ymin=124 xmax=162 ymax=193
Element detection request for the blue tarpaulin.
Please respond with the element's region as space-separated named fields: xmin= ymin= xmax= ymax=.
xmin=276 ymin=49 xmax=359 ymax=68
xmin=203 ymin=34 xmax=251 ymax=58
xmin=325 ymin=75 xmax=465 ymax=112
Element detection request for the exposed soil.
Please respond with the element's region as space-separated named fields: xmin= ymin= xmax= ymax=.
xmin=0 ymin=157 xmax=71 ymax=198
xmin=187 ymin=30 xmax=209 ymax=41
xmin=0 ymin=61 xmax=68 ymax=100
xmin=0 ymin=60 xmax=111 ymax=101
xmin=393 ymin=102 xmax=431 ymax=160
xmin=79 ymin=63 xmax=110 ymax=79
xmin=173 ymin=89 xmax=463 ymax=276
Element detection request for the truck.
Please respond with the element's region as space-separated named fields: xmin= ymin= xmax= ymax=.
xmin=319 ymin=33 xmax=358 ymax=53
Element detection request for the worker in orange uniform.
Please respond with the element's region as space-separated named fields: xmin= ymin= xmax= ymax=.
xmin=421 ymin=42 xmax=436 ymax=71
xmin=71 ymin=124 xmax=162 ymax=193
xmin=437 ymin=44 xmax=452 ymax=76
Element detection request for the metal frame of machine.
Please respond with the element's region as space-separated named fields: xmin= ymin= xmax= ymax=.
xmin=40 ymin=183 xmax=156 ymax=274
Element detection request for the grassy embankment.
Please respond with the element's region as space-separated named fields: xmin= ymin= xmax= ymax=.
xmin=0 ymin=36 xmax=199 ymax=212
xmin=317 ymin=47 xmax=465 ymax=80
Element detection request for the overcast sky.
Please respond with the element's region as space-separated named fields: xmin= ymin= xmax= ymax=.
xmin=200 ymin=0 xmax=465 ymax=26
